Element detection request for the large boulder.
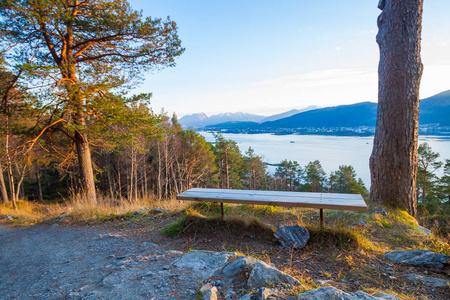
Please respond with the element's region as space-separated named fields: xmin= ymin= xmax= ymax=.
xmin=222 ymin=256 xmax=256 ymax=277
xmin=274 ymin=225 xmax=309 ymax=249
xmin=247 ymin=260 xmax=300 ymax=288
xmin=173 ymin=250 xmax=236 ymax=280
xmin=384 ymin=250 xmax=450 ymax=269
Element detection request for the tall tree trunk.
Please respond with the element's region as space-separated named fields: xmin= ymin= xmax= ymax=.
xmin=35 ymin=166 xmax=43 ymax=202
xmin=157 ymin=141 xmax=162 ymax=201
xmin=74 ymin=130 xmax=97 ymax=205
xmin=0 ymin=162 xmax=8 ymax=203
xmin=370 ymin=0 xmax=423 ymax=217
xmin=5 ymin=118 xmax=17 ymax=210
xmin=224 ymin=149 xmax=230 ymax=189
xmin=164 ymin=138 xmax=169 ymax=198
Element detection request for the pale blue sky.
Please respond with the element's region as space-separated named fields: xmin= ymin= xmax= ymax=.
xmin=129 ymin=0 xmax=450 ymax=116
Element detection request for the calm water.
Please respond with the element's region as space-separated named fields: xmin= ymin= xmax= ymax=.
xmin=200 ymin=132 xmax=450 ymax=187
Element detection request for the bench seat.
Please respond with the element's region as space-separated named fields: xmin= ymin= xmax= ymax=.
xmin=177 ymin=188 xmax=367 ymax=228
xmin=176 ymin=188 xmax=368 ymax=212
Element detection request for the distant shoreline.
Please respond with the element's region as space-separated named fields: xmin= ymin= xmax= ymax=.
xmin=197 ymin=130 xmax=450 ymax=138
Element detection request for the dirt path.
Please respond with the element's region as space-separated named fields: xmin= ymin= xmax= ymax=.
xmin=0 ymin=224 xmax=198 ymax=300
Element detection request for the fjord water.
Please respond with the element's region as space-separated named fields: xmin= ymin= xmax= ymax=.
xmin=200 ymin=132 xmax=450 ymax=187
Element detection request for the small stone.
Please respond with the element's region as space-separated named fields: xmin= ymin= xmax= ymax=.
xmin=375 ymin=208 xmax=388 ymax=217
xmin=140 ymin=241 xmax=160 ymax=249
xmin=297 ymin=287 xmax=353 ymax=300
xmin=165 ymin=250 xmax=184 ymax=256
xmin=200 ymin=283 xmax=213 ymax=294
xmin=239 ymin=293 xmax=254 ymax=300
xmin=257 ymin=287 xmax=277 ymax=300
xmin=202 ymin=286 xmax=218 ymax=300
xmin=315 ymin=280 xmax=332 ymax=285
xmin=274 ymin=225 xmax=310 ymax=249
xmin=372 ymin=292 xmax=402 ymax=300
xmin=416 ymin=225 xmax=432 ymax=235
xmin=152 ymin=208 xmax=171 ymax=214
xmin=134 ymin=207 xmax=150 ymax=216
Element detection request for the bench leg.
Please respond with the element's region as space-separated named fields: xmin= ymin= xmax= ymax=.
xmin=320 ymin=209 xmax=324 ymax=229
xmin=221 ymin=202 xmax=224 ymax=218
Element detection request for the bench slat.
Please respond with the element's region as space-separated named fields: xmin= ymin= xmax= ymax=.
xmin=177 ymin=188 xmax=368 ymax=212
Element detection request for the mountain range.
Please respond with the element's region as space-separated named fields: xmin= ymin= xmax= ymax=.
xmin=179 ymin=106 xmax=319 ymax=128
xmin=179 ymin=90 xmax=450 ymax=135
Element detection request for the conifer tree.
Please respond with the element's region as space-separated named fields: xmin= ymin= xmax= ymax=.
xmin=0 ymin=0 xmax=184 ymax=203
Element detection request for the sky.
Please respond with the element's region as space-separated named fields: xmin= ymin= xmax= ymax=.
xmin=129 ymin=0 xmax=450 ymax=117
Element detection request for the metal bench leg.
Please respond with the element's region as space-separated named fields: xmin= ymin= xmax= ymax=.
xmin=320 ymin=209 xmax=324 ymax=229
xmin=221 ymin=202 xmax=224 ymax=218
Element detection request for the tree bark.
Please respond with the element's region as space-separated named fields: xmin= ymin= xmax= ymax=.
xmin=0 ymin=162 xmax=8 ymax=203
xmin=5 ymin=117 xmax=17 ymax=210
xmin=74 ymin=129 xmax=97 ymax=205
xmin=370 ymin=0 xmax=423 ymax=217
xmin=35 ymin=166 xmax=43 ymax=202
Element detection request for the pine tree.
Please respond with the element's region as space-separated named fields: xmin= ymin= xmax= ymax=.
xmin=0 ymin=0 xmax=184 ymax=204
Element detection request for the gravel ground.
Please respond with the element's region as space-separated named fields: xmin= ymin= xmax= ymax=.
xmin=0 ymin=224 xmax=199 ymax=300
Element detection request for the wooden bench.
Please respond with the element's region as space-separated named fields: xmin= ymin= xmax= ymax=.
xmin=176 ymin=188 xmax=368 ymax=228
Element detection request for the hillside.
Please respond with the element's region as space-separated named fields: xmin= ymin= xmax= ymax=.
xmin=260 ymin=102 xmax=377 ymax=128
xmin=204 ymin=90 xmax=450 ymax=135
xmin=419 ymin=90 xmax=450 ymax=126
xmin=259 ymin=106 xmax=320 ymax=123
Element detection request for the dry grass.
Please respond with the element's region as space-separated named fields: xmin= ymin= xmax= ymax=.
xmin=0 ymin=193 xmax=190 ymax=226
xmin=65 ymin=193 xmax=188 ymax=223
xmin=0 ymin=200 xmax=66 ymax=226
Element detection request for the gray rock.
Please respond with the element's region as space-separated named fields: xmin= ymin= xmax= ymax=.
xmin=173 ymin=250 xmax=236 ymax=280
xmin=240 ymin=293 xmax=254 ymax=300
xmin=165 ymin=250 xmax=184 ymax=256
xmin=315 ymin=279 xmax=332 ymax=285
xmin=384 ymin=250 xmax=450 ymax=269
xmin=140 ymin=241 xmax=160 ymax=249
xmin=372 ymin=292 xmax=402 ymax=300
xmin=375 ymin=208 xmax=388 ymax=217
xmin=352 ymin=291 xmax=382 ymax=299
xmin=152 ymin=208 xmax=171 ymax=214
xmin=297 ymin=288 xmax=385 ymax=300
xmin=274 ymin=225 xmax=309 ymax=249
xmin=200 ymin=283 xmax=213 ymax=294
xmin=416 ymin=225 xmax=432 ymax=235
xmin=222 ymin=256 xmax=256 ymax=277
xmin=297 ymin=287 xmax=355 ymax=300
xmin=202 ymin=286 xmax=218 ymax=300
xmin=134 ymin=207 xmax=150 ymax=216
xmin=403 ymin=273 xmax=449 ymax=288
xmin=257 ymin=287 xmax=277 ymax=300
xmin=247 ymin=260 xmax=300 ymax=288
